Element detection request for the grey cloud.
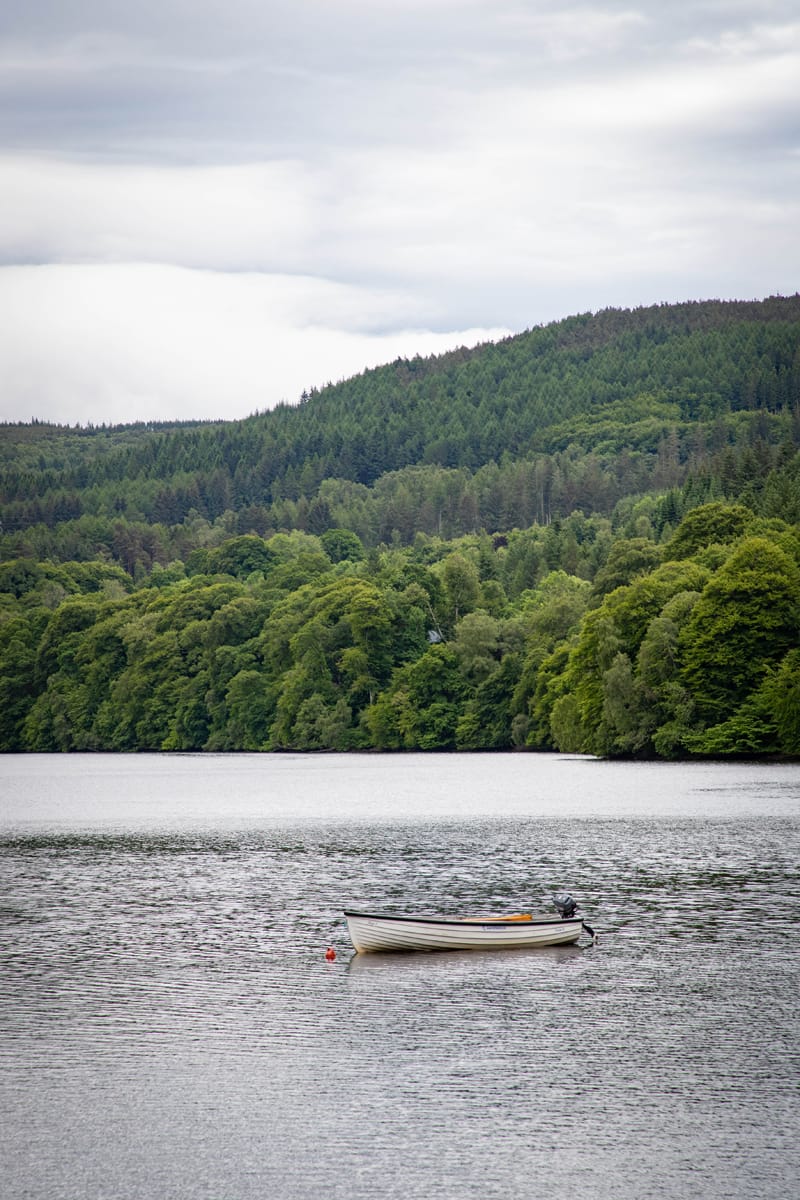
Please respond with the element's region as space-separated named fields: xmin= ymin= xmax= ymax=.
xmin=1 ymin=2 xmax=798 ymax=423
xmin=6 ymin=2 xmax=797 ymax=162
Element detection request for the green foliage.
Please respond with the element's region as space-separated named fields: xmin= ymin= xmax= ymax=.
xmin=456 ymin=654 xmax=522 ymax=749
xmin=662 ymin=503 xmax=753 ymax=561
xmin=679 ymin=537 xmax=800 ymax=724
xmin=368 ymin=644 xmax=469 ymax=750
xmin=440 ymin=552 xmax=481 ymax=624
xmin=537 ymin=508 xmax=800 ymax=758
xmin=761 ymin=650 xmax=800 ymax=754
xmin=204 ymin=535 xmax=276 ymax=578
xmin=222 ymin=670 xmax=276 ymax=750
xmin=0 ymin=608 xmax=50 ymax=749
xmin=2 ymin=298 xmax=800 ymax=760
xmin=2 ymin=498 xmax=797 ymax=758
xmin=320 ymin=528 xmax=365 ymax=563
xmin=590 ymin=538 xmax=662 ymax=600
xmin=3 ymin=298 xmax=799 ymax=568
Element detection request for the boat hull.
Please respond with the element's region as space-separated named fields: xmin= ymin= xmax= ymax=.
xmin=344 ymin=910 xmax=585 ymax=954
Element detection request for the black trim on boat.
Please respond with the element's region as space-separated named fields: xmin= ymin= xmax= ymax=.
xmin=343 ymin=909 xmax=583 ymax=928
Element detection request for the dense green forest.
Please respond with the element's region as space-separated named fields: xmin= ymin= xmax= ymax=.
xmin=2 ymin=296 xmax=799 ymax=756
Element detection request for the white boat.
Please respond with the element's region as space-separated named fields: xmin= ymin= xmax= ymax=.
xmin=344 ymin=899 xmax=593 ymax=954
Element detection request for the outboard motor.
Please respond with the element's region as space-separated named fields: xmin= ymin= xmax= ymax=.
xmin=552 ymin=892 xmax=578 ymax=919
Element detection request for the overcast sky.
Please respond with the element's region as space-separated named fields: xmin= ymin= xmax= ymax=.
xmin=1 ymin=1 xmax=798 ymax=426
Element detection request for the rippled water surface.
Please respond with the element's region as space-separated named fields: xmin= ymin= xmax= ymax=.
xmin=1 ymin=754 xmax=799 ymax=1199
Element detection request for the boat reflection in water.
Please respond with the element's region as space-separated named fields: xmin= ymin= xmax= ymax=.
xmin=344 ymin=941 xmax=586 ymax=976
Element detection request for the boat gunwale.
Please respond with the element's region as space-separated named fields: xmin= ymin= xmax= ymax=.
xmin=343 ymin=909 xmax=583 ymax=929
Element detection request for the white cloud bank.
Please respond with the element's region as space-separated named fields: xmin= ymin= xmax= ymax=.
xmin=0 ymin=263 xmax=508 ymax=424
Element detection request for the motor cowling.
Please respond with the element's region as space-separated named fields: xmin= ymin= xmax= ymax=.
xmin=552 ymin=893 xmax=578 ymax=918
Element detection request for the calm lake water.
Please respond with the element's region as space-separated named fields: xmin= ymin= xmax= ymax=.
xmin=1 ymin=753 xmax=799 ymax=1199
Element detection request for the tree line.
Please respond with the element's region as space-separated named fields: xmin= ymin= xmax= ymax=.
xmin=1 ymin=503 xmax=797 ymax=757
xmin=2 ymin=296 xmax=799 ymax=759
xmin=2 ymin=296 xmax=800 ymax=546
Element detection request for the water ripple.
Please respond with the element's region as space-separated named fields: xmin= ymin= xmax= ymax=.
xmin=1 ymin=760 xmax=799 ymax=1199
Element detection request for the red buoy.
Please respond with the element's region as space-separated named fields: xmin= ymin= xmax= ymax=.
xmin=325 ymin=947 xmax=336 ymax=961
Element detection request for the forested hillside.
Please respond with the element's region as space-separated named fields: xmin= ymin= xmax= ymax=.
xmin=1 ymin=297 xmax=799 ymax=757
xmin=2 ymin=296 xmax=800 ymax=571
